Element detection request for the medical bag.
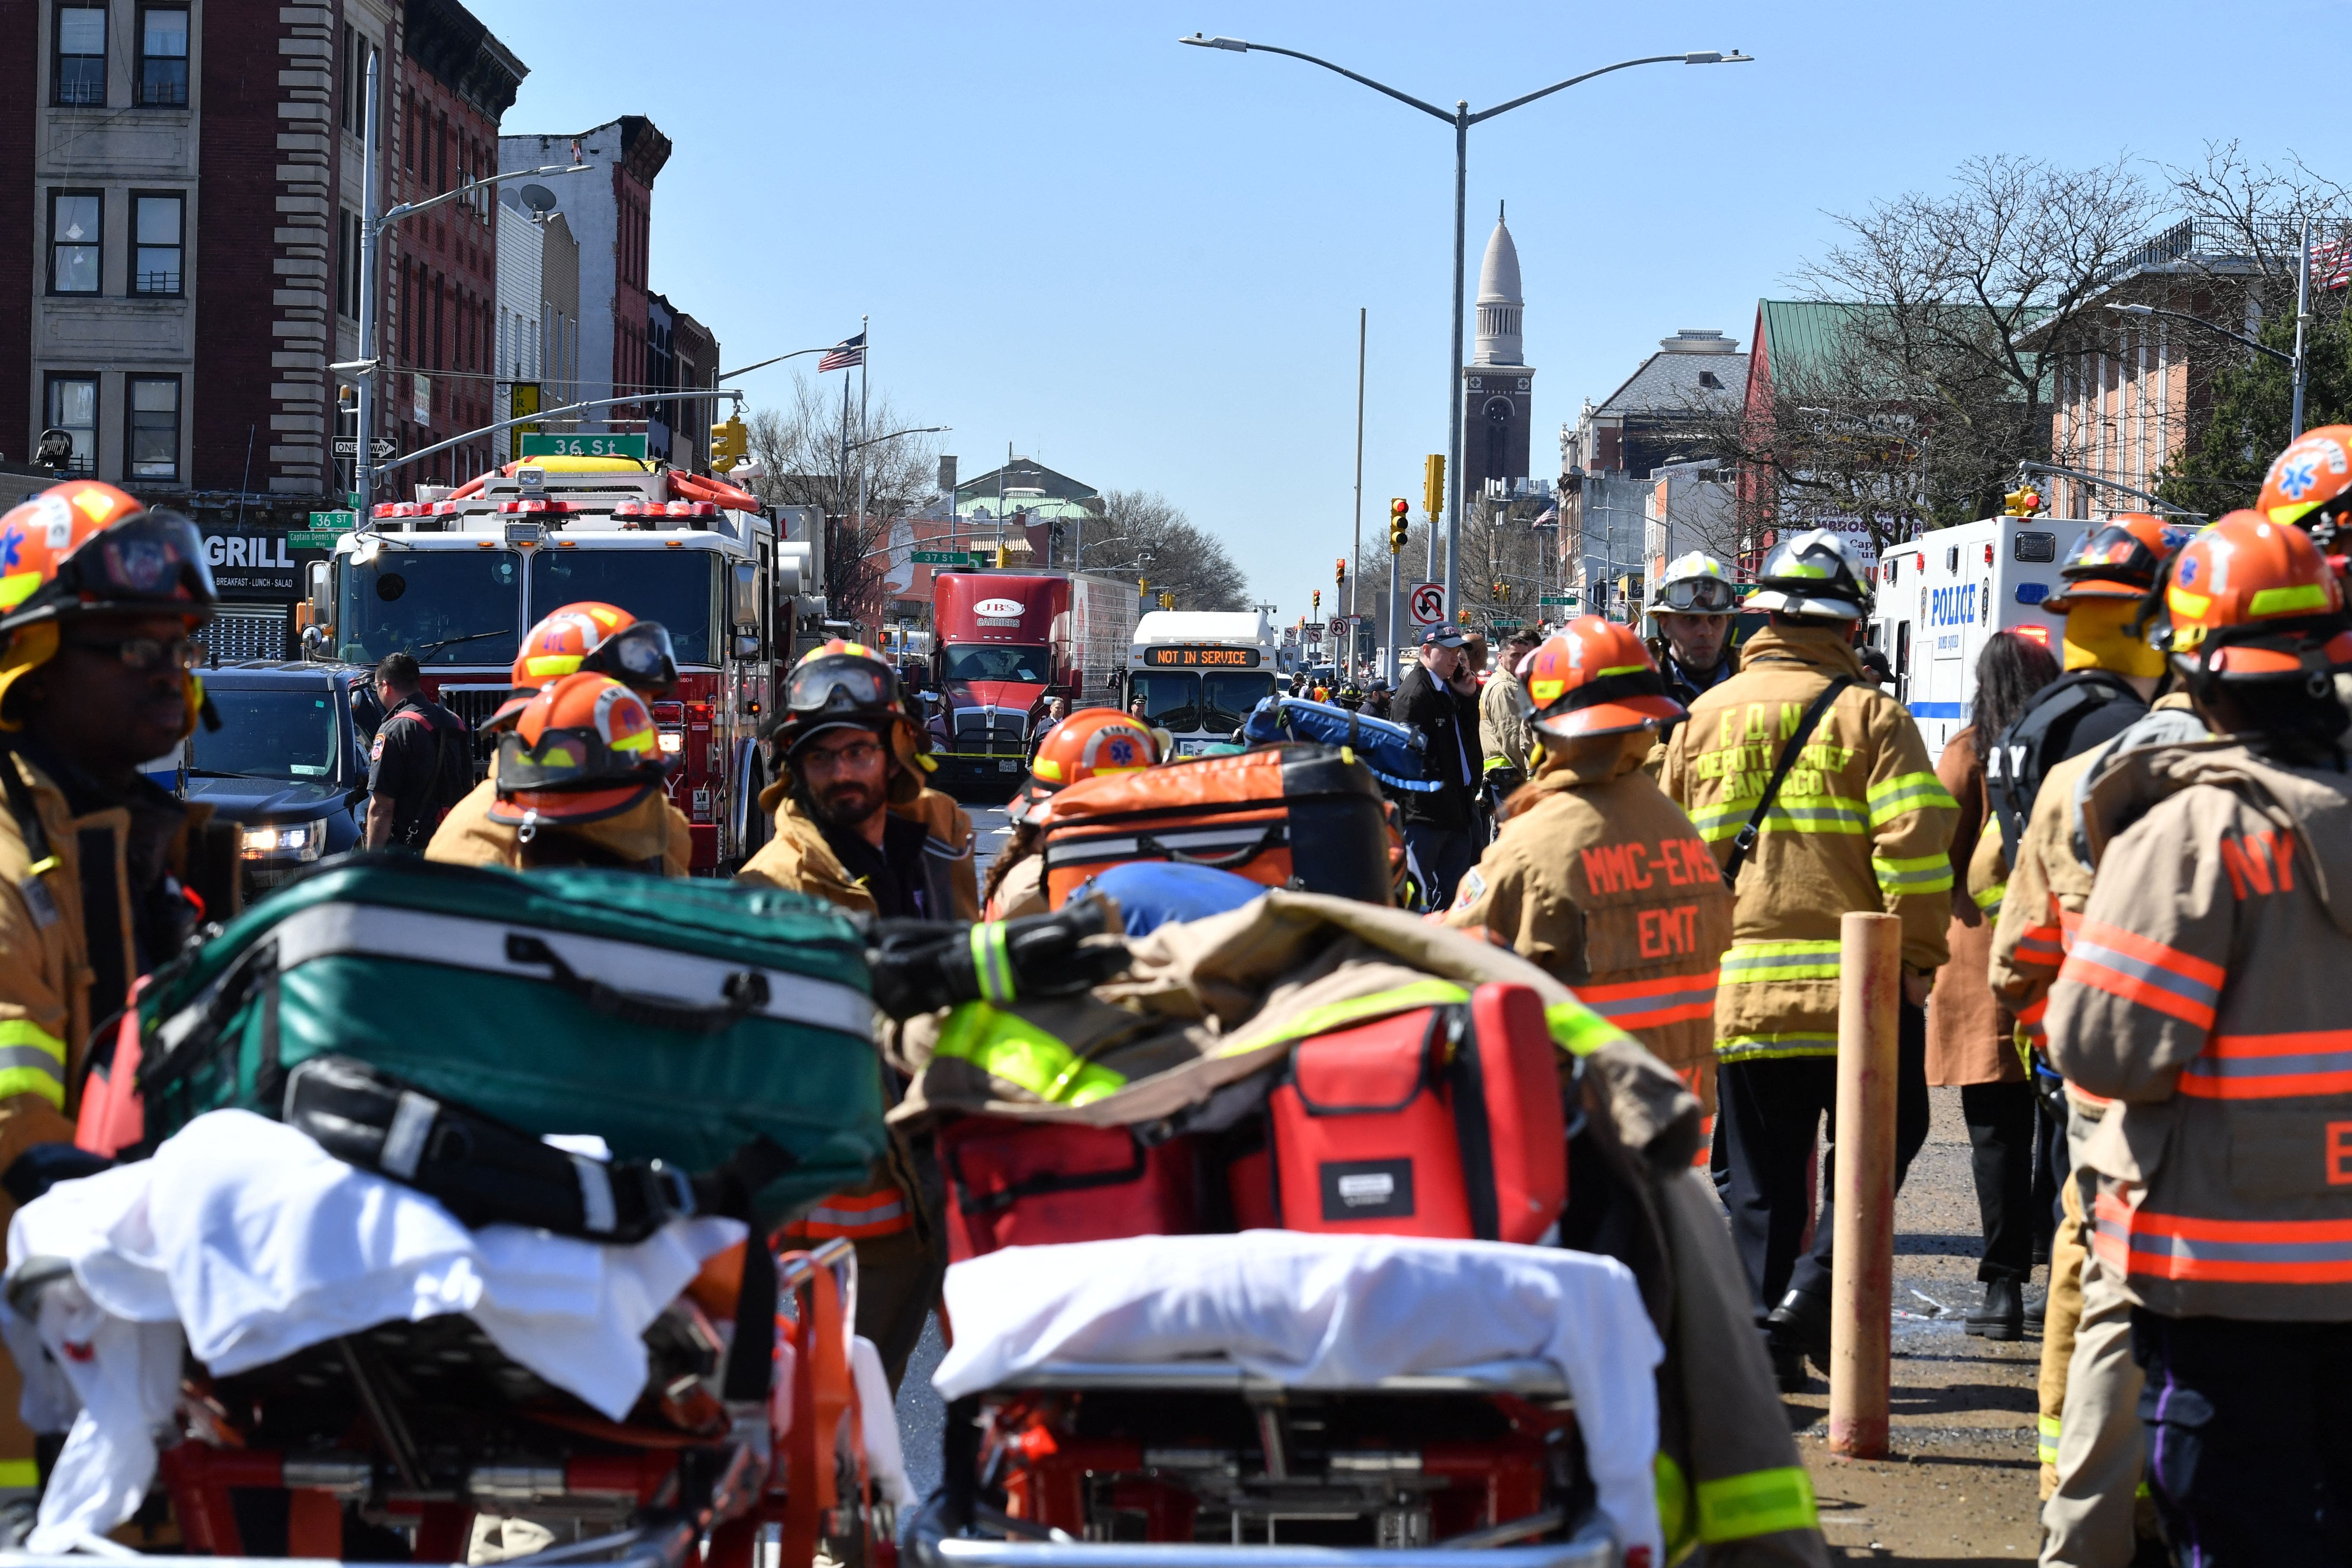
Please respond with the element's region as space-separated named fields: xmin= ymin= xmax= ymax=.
xmin=1034 ymin=743 xmax=1392 ymax=908
xmin=938 ymin=1118 xmax=1197 ymax=1260
xmin=1239 ymin=982 xmax=1567 ymax=1244
xmin=125 ymin=856 xmax=889 ymax=1230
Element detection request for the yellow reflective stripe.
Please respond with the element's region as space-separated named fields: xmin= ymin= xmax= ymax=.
xmin=523 ymin=653 xmax=584 ymax=678
xmin=0 ymin=1021 xmax=66 ymax=1108
xmin=1696 ymin=1465 xmax=1819 ymax=1542
xmin=0 ymin=572 xmax=41 ymax=611
xmin=2038 ymin=1414 xmax=2061 ymax=1465
xmin=967 ymin=923 xmax=1015 ymax=1005
xmin=1867 ymin=771 xmax=1958 ymax=825
xmin=1873 ymin=851 xmax=1955 ymax=895
xmin=1482 ymin=755 xmax=1518 ymax=773
xmin=1546 ymin=998 xmax=1634 ymax=1059
xmin=1976 ymin=880 xmax=2009 ymax=912
xmin=1720 ymin=940 xmax=1842 ymax=984
xmin=0 ymin=1458 xmax=36 ymax=1489
xmin=2250 ymin=581 xmax=2331 ymax=616
xmin=932 ymin=1002 xmax=1127 ymax=1105
xmin=1717 ymin=1033 xmax=1838 ymax=1062
xmin=1655 ymin=1452 xmax=1696 ymax=1564
xmin=1692 ymin=795 xmax=1867 ymax=841
xmin=1215 ymin=979 xmax=1470 ymax=1059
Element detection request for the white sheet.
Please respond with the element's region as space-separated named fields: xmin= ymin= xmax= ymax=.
xmin=934 ymin=1230 xmax=1664 ymax=1561
xmin=5 ymin=1111 xmax=746 ymax=1553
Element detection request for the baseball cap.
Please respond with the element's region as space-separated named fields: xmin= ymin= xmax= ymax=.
xmin=1419 ymin=625 xmax=1468 ymax=648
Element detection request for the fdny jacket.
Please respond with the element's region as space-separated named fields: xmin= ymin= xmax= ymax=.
xmin=1446 ymin=733 xmax=1732 ymax=1074
xmin=426 ymin=776 xmax=694 ymax=876
xmin=1478 ymin=666 xmax=1535 ymax=778
xmin=1659 ymin=623 xmax=1956 ymax=1062
xmin=2046 ymin=737 xmax=2352 ymax=1320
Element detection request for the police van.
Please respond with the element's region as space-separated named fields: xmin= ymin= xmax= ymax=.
xmin=1870 ymin=514 xmax=2074 ymax=762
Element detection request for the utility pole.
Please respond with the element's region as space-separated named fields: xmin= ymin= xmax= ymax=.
xmin=1352 ymin=307 xmax=1365 ymax=621
xmin=2293 ymin=216 xmax=2312 ymax=441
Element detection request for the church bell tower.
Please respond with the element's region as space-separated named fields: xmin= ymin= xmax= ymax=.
xmin=1463 ymin=203 xmax=1535 ymax=491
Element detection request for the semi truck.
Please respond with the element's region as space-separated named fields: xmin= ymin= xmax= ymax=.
xmin=301 ymin=455 xmax=822 ymax=872
xmin=928 ymin=569 xmax=1140 ymax=793
xmin=1127 ymin=608 xmax=1281 ymax=757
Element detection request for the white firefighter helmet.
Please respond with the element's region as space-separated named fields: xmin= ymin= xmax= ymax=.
xmin=1650 ymin=551 xmax=1740 ymax=618
xmin=1745 ymin=528 xmax=1872 ymax=621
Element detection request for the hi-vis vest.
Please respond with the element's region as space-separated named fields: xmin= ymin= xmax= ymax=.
xmin=1659 ymin=624 xmax=1956 ymax=1062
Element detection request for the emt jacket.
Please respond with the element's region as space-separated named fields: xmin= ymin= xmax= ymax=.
xmin=425 ymin=776 xmax=693 ymax=875
xmin=1446 ymin=735 xmax=1731 ymax=1073
xmin=1658 ymin=623 xmax=1956 ymax=1062
xmin=2046 ymin=738 xmax=2352 ymax=1320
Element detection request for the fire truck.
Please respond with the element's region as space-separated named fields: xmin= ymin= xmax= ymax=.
xmin=302 ymin=456 xmax=823 ymax=873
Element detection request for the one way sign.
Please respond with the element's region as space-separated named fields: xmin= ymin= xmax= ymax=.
xmin=333 ymin=437 xmax=399 ymax=460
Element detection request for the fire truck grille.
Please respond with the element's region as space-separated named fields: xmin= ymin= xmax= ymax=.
xmin=437 ymin=686 xmax=517 ymax=764
xmin=953 ymin=711 xmax=1026 ymax=749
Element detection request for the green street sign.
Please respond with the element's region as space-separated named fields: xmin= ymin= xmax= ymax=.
xmin=909 ymin=550 xmax=971 ymax=564
xmin=518 ymin=433 xmax=647 ymax=460
xmin=285 ymin=531 xmax=339 ymax=547
xmin=1488 ymin=618 xmax=1525 ymax=629
xmin=307 ymin=510 xmax=357 ymax=531
xmin=1538 ymin=594 xmax=1578 ymax=606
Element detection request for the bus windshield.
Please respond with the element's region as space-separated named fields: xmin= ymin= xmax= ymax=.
xmin=1130 ymin=667 xmax=1277 ymax=735
xmin=529 ymin=550 xmax=719 ymax=665
xmin=1128 ymin=671 xmax=1198 ymax=732
xmin=1201 ymin=670 xmax=1278 ymax=731
xmin=336 ymin=550 xmax=521 ymax=667
xmin=944 ymin=645 xmax=1051 ymax=684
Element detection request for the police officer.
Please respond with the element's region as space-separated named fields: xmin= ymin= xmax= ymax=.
xmin=0 ymin=481 xmax=231 ymax=1534
xmin=364 ymin=651 xmax=470 ymax=850
xmin=1392 ymin=625 xmax=1483 ymax=907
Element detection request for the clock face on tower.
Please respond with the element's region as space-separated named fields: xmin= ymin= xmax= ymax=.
xmin=1483 ymin=395 xmax=1514 ymax=425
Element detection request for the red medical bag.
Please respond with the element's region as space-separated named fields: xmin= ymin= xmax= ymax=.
xmin=939 ymin=1118 xmax=1198 ymax=1261
xmin=1242 ymin=982 xmax=1566 ymax=1244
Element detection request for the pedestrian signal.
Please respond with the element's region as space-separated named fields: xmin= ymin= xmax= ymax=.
xmin=1389 ymin=498 xmax=1410 ymax=553
xmin=1423 ymin=455 xmax=1446 ymax=520
xmin=708 ymin=416 xmax=748 ymax=472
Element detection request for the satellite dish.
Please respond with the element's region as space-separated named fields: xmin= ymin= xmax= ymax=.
xmin=519 ymin=184 xmax=558 ymax=216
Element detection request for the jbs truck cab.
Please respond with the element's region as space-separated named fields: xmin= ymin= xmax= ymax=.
xmin=929 ymin=569 xmax=1138 ymax=793
xmin=305 ymin=456 xmax=816 ymax=871
xmin=1126 ymin=609 xmax=1280 ymax=756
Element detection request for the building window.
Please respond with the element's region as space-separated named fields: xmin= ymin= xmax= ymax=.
xmin=337 ymin=209 xmax=362 ymax=319
xmin=341 ymin=24 xmax=377 ymax=138
xmin=54 ymin=4 xmax=106 ymax=106
xmin=45 ymin=376 xmax=98 ymax=474
xmin=48 ymin=190 xmax=101 ymax=294
xmin=130 ymin=192 xmax=182 ymax=294
xmin=136 ymin=6 xmax=187 ymax=106
xmin=127 ymin=376 xmax=180 ymax=480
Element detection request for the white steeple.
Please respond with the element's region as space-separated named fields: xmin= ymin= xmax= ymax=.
xmin=1474 ymin=202 xmax=1524 ymax=367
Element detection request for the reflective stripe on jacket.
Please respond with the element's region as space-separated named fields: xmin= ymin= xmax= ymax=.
xmin=2047 ymin=737 xmax=2352 ymax=1320
xmin=1658 ymin=623 xmax=1956 ymax=1062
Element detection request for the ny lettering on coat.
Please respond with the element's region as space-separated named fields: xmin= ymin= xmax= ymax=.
xmin=1582 ymin=836 xmax=1715 ymax=895
xmin=1639 ymin=904 xmax=1701 ymax=958
xmin=2219 ymin=829 xmax=2295 ymax=899
xmin=2329 ymin=1121 xmax=2352 ymax=1187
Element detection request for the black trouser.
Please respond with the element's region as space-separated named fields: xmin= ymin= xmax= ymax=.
xmin=1959 ymin=1079 xmax=2036 ymax=1285
xmin=2034 ymin=1078 xmax=2068 ymax=1260
xmin=1400 ymin=821 xmax=1477 ymax=911
xmin=2131 ymin=1309 xmax=2352 ymax=1565
xmin=1717 ymin=999 xmax=1931 ymax=1317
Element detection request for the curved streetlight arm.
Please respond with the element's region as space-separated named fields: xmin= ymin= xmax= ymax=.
xmin=1178 ymin=34 xmax=1450 ymax=120
xmin=847 ymin=425 xmax=950 ymax=453
xmin=2105 ymin=303 xmax=2292 ymax=365
xmin=718 ymin=346 xmax=836 ymax=380
xmin=381 ymin=163 xmax=591 ymax=226
xmin=1472 ymin=52 xmax=1748 ymax=123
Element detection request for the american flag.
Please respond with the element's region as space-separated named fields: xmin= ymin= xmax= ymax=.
xmin=2313 ymin=237 xmax=2352 ymax=291
xmin=819 ymin=333 xmax=866 ymax=372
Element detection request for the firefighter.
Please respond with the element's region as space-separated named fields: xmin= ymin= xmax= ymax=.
xmin=1646 ymin=550 xmax=1744 ymax=717
xmin=0 ymin=480 xmax=231 ymax=1534
xmin=433 ymin=673 xmax=686 ymax=873
xmin=427 ymin=604 xmax=687 ymax=871
xmin=2044 ymin=512 xmax=2352 ymax=1561
xmin=2254 ymin=422 xmax=2352 ymax=546
xmin=1477 ymin=626 xmax=1541 ymax=811
xmin=1446 ymin=619 xmax=1733 ymax=1127
xmin=1660 ymin=527 xmax=1957 ymax=1389
xmin=736 ymin=640 xmax=950 ymax=1388
xmin=982 ymin=707 xmax=1161 ymax=920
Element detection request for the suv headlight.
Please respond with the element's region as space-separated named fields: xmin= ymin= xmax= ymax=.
xmin=241 ymin=823 xmax=326 ymax=861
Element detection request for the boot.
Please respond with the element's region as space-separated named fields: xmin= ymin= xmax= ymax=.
xmin=1965 ymin=1277 xmax=2025 ymax=1341
xmin=1768 ymin=1342 xmax=1810 ymax=1395
xmin=1765 ymin=1287 xmax=1832 ymax=1373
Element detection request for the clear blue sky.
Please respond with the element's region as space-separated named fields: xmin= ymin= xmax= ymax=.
xmin=476 ymin=0 xmax=2324 ymax=623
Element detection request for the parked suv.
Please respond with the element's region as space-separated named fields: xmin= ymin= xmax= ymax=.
xmin=177 ymin=661 xmax=384 ymax=893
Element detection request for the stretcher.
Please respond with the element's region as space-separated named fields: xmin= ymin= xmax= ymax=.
xmin=909 ymin=1354 xmax=1616 ymax=1568
xmin=1 ymin=1238 xmax=893 ymax=1568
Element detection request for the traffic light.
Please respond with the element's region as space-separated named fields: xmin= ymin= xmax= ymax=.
xmin=1335 ymin=556 xmax=1346 ymax=588
xmin=1312 ymin=590 xmax=1321 ymax=615
xmin=2002 ymin=485 xmax=2043 ymax=517
xmin=1389 ymin=498 xmax=1410 ymax=553
xmin=1456 ymin=608 xmax=1470 ymax=625
xmin=1423 ymin=454 xmax=1446 ymax=521
xmin=708 ymin=416 xmax=748 ymax=472
xmin=1159 ymin=591 xmax=1175 ymax=609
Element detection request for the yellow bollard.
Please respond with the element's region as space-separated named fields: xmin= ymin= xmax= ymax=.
xmin=1828 ymin=909 xmax=1902 ymax=1458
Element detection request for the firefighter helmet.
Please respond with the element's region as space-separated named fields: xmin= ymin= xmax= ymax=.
xmin=2255 ymin=426 xmax=2352 ymax=534
xmin=770 ymin=639 xmax=906 ymax=754
xmin=1744 ymin=527 xmax=1872 ymax=620
xmin=1009 ymin=707 xmax=1160 ymax=823
xmin=488 ymin=672 xmax=670 ymax=836
xmin=2161 ymin=511 xmax=2352 ymax=687
xmin=1521 ymin=616 xmax=1685 ymax=741
xmin=1651 ymin=550 xmax=1740 ymax=616
xmin=491 ymin=602 xmax=679 ymax=731
xmin=2045 ymin=514 xmax=2194 ymax=611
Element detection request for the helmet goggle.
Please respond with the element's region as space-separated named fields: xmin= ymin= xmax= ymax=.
xmin=494 ymin=724 xmax=667 ymax=794
xmin=785 ymin=656 xmax=893 ymax=715
xmin=14 ymin=508 xmax=216 ymax=616
xmin=1655 ymin=575 xmax=1738 ymax=613
xmin=582 ymin=619 xmax=678 ymax=693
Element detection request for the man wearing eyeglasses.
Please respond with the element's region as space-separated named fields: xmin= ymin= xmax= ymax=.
xmin=0 ymin=481 xmax=240 ymax=1537
xmin=1646 ymin=552 xmax=1744 ymax=718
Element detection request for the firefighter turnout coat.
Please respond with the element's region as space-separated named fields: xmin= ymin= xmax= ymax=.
xmin=2046 ymin=737 xmax=2352 ymax=1320
xmin=1659 ymin=623 xmax=1956 ymax=1062
xmin=1446 ymin=733 xmax=1732 ymax=1076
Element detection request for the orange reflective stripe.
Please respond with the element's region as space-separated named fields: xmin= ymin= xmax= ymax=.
xmin=1577 ymin=969 xmax=1718 ymax=1031
xmin=2013 ymin=924 xmax=2064 ymax=969
xmin=2060 ymin=919 xmax=2223 ymax=1032
xmin=2057 ymin=905 xmax=2083 ymax=941
xmin=2015 ymin=994 xmax=2048 ymax=1045
xmin=780 ymin=1187 xmax=913 ymax=1239
xmin=2096 ymin=1192 xmax=2352 ymax=1285
xmin=2180 ymin=1028 xmax=2352 ymax=1100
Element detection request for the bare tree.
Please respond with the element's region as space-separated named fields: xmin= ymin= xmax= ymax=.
xmin=1076 ymin=490 xmax=1250 ymax=611
xmin=740 ymin=374 xmax=942 ymax=622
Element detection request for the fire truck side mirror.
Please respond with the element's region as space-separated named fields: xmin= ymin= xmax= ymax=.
xmin=730 ymin=562 xmax=760 ymax=632
xmin=305 ymin=561 xmax=332 ymax=632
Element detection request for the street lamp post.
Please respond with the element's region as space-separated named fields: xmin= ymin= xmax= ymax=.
xmin=1181 ymin=34 xmax=1751 ymax=617
xmin=2107 ymin=290 xmax=2306 ymax=441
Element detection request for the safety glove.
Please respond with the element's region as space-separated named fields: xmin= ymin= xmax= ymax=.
xmin=864 ymin=894 xmax=1128 ymax=1019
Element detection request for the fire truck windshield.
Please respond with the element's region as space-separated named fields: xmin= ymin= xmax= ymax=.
xmin=529 ymin=550 xmax=719 ymax=665
xmin=336 ymin=550 xmax=522 ymax=667
xmin=944 ymin=645 xmax=1050 ymax=684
